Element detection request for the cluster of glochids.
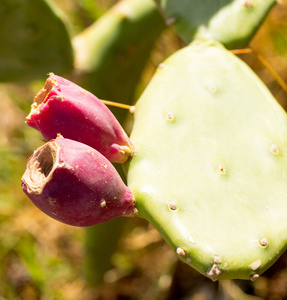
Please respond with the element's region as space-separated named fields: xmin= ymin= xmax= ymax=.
xmin=21 ymin=74 xmax=137 ymax=227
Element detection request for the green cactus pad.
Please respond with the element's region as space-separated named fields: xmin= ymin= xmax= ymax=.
xmin=155 ymin=0 xmax=276 ymax=48
xmin=126 ymin=39 xmax=287 ymax=280
xmin=0 ymin=0 xmax=73 ymax=82
xmin=73 ymin=0 xmax=165 ymax=107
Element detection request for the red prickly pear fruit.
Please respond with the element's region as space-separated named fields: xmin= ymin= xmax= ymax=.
xmin=21 ymin=137 xmax=136 ymax=227
xmin=26 ymin=74 xmax=134 ymax=163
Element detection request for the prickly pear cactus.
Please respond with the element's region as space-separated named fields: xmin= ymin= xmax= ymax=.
xmin=126 ymin=39 xmax=287 ymax=280
xmin=155 ymin=0 xmax=276 ymax=48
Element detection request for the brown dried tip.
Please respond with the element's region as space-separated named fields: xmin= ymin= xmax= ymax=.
xmin=27 ymin=74 xmax=57 ymax=121
xmin=22 ymin=141 xmax=59 ymax=195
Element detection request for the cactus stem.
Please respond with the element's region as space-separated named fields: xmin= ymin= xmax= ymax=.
xmin=166 ymin=112 xmax=175 ymax=121
xmin=249 ymin=274 xmax=260 ymax=281
xmin=249 ymin=259 xmax=262 ymax=270
xmin=217 ymin=164 xmax=226 ymax=175
xmin=168 ymin=200 xmax=178 ymax=211
xmin=270 ymin=144 xmax=279 ymax=155
xmin=176 ymin=247 xmax=186 ymax=257
xmin=259 ymin=238 xmax=268 ymax=247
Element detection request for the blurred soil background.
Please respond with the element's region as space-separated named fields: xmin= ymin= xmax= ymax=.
xmin=0 ymin=0 xmax=287 ymax=299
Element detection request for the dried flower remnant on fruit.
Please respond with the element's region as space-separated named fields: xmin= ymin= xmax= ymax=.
xmin=22 ymin=140 xmax=59 ymax=194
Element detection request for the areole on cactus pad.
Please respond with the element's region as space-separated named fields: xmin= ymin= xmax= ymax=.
xmin=125 ymin=39 xmax=287 ymax=280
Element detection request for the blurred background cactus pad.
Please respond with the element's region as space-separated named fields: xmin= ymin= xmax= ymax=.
xmin=1 ymin=0 xmax=287 ymax=299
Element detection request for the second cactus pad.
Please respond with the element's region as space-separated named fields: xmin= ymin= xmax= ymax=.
xmin=155 ymin=0 xmax=276 ymax=48
xmin=126 ymin=39 xmax=287 ymax=280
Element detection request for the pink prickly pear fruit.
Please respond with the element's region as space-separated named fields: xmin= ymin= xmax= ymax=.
xmin=26 ymin=74 xmax=134 ymax=163
xmin=21 ymin=137 xmax=136 ymax=227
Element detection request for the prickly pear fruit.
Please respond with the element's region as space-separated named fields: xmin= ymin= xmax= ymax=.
xmin=21 ymin=137 xmax=136 ymax=227
xmin=126 ymin=39 xmax=287 ymax=280
xmin=26 ymin=74 xmax=133 ymax=163
xmin=155 ymin=0 xmax=276 ymax=48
